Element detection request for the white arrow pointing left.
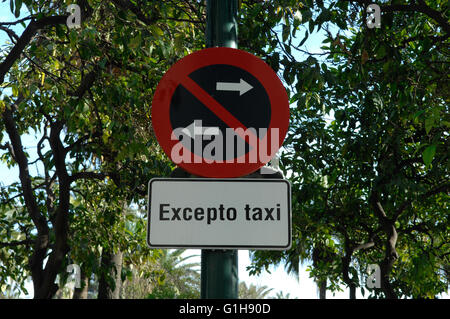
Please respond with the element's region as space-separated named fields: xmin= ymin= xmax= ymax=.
xmin=216 ymin=78 xmax=253 ymax=96
xmin=181 ymin=120 xmax=220 ymax=138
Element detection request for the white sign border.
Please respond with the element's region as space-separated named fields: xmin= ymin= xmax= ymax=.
xmin=146 ymin=178 xmax=292 ymax=250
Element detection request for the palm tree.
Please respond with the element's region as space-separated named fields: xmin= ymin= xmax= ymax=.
xmin=147 ymin=249 xmax=200 ymax=299
xmin=158 ymin=249 xmax=200 ymax=297
xmin=273 ymin=291 xmax=296 ymax=299
xmin=121 ymin=249 xmax=200 ymax=299
xmin=238 ymin=282 xmax=273 ymax=299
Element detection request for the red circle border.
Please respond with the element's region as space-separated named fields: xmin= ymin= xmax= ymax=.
xmin=151 ymin=47 xmax=289 ymax=178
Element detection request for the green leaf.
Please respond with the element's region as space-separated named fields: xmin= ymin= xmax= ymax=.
xmin=282 ymin=24 xmax=289 ymax=42
xmin=12 ymin=85 xmax=18 ymax=97
xmin=383 ymin=61 xmax=391 ymax=74
xmin=308 ymin=20 xmax=315 ymax=33
xmin=425 ymin=118 xmax=434 ymax=134
xmin=299 ymin=30 xmax=309 ymax=47
xmin=413 ymin=110 xmax=425 ymax=120
xmin=422 ymin=144 xmax=436 ymax=167
xmin=14 ymin=0 xmax=22 ymax=18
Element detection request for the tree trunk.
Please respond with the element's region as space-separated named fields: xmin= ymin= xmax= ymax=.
xmin=54 ymin=288 xmax=64 ymax=299
xmin=98 ymin=249 xmax=123 ymax=299
xmin=370 ymin=194 xmax=399 ymax=299
xmin=380 ymin=223 xmax=398 ymax=299
xmin=349 ymin=285 xmax=356 ymax=299
xmin=342 ymin=245 xmax=358 ymax=299
xmin=73 ymin=270 xmax=89 ymax=299
xmin=318 ymin=279 xmax=326 ymax=299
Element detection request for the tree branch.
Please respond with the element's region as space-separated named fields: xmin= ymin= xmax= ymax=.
xmin=37 ymin=120 xmax=71 ymax=298
xmin=0 ymin=15 xmax=68 ymax=85
xmin=2 ymin=98 xmax=50 ymax=293
xmin=111 ymin=0 xmax=159 ymax=26
xmin=70 ymin=171 xmax=106 ymax=182
xmin=354 ymin=241 xmax=375 ymax=251
xmin=381 ymin=2 xmax=450 ymax=34
xmin=369 ymin=192 xmax=388 ymax=221
xmin=344 ymin=0 xmax=450 ymax=34
xmin=369 ymin=191 xmax=398 ymax=298
xmin=0 ymin=16 xmax=32 ymax=26
xmin=2 ymin=100 xmax=48 ymax=235
xmin=0 ymin=25 xmax=19 ymax=43
xmin=392 ymin=182 xmax=449 ymax=221
xmin=0 ymin=239 xmax=33 ymax=248
xmin=67 ymin=66 xmax=100 ymax=98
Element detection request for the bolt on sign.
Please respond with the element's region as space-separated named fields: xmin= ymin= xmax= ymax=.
xmin=151 ymin=47 xmax=290 ymax=177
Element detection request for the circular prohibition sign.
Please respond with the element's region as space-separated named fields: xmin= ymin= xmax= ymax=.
xmin=151 ymin=47 xmax=290 ymax=178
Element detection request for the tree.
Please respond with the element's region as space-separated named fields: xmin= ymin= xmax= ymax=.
xmin=272 ymin=290 xmax=296 ymax=299
xmin=244 ymin=0 xmax=449 ymax=298
xmin=0 ymin=0 xmax=205 ymax=298
xmin=238 ymin=282 xmax=273 ymax=299
xmin=145 ymin=249 xmax=201 ymax=299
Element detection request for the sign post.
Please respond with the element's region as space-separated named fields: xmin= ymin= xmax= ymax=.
xmin=148 ymin=0 xmax=291 ymax=299
xmin=202 ymin=0 xmax=238 ymax=299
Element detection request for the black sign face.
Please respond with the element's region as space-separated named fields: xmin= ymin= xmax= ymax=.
xmin=151 ymin=47 xmax=289 ymax=178
xmin=170 ymin=64 xmax=271 ymax=161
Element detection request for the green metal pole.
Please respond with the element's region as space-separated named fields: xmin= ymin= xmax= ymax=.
xmin=201 ymin=250 xmax=238 ymax=299
xmin=201 ymin=0 xmax=239 ymax=299
xmin=206 ymin=0 xmax=238 ymax=49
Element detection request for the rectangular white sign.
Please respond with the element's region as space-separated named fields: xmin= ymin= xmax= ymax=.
xmin=147 ymin=178 xmax=291 ymax=250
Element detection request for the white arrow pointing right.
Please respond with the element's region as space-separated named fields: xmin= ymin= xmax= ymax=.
xmin=216 ymin=78 xmax=253 ymax=96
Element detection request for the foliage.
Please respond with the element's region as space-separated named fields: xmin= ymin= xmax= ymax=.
xmin=243 ymin=0 xmax=449 ymax=299
xmin=0 ymin=0 xmax=448 ymax=299
xmin=145 ymin=249 xmax=200 ymax=299
xmin=238 ymin=281 xmax=273 ymax=299
xmin=0 ymin=0 xmax=205 ymax=298
xmin=272 ymin=290 xmax=296 ymax=299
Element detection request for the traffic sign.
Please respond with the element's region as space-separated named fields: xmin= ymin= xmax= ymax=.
xmin=151 ymin=47 xmax=290 ymax=178
xmin=147 ymin=178 xmax=291 ymax=250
